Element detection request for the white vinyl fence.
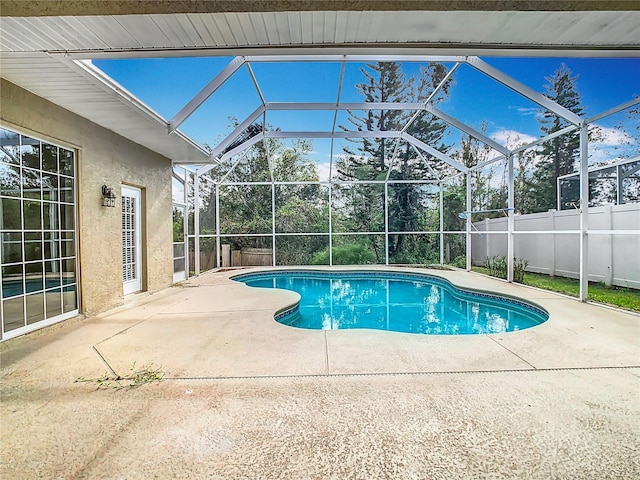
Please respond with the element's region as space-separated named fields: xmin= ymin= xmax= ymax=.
xmin=471 ymin=203 xmax=640 ymax=289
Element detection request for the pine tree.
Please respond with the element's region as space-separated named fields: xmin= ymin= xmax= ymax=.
xmin=531 ymin=64 xmax=584 ymax=212
xmin=336 ymin=61 xmax=451 ymax=263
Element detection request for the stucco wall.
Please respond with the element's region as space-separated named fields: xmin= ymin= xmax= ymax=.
xmin=0 ymin=78 xmax=173 ymax=315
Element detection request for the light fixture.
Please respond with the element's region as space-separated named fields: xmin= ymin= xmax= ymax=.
xmin=101 ymin=184 xmax=116 ymax=208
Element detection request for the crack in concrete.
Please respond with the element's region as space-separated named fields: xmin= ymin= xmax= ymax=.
xmin=92 ymin=316 xmax=152 ymax=347
xmin=324 ymin=330 xmax=329 ymax=374
xmin=91 ymin=345 xmax=118 ymax=379
xmin=487 ymin=335 xmax=538 ymax=369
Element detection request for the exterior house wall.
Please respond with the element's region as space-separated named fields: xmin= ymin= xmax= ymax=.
xmin=471 ymin=204 xmax=640 ymax=289
xmin=0 ymin=78 xmax=173 ymax=316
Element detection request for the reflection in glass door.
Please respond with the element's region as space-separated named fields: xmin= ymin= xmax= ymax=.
xmin=173 ymin=204 xmax=187 ymax=282
xmin=0 ymin=127 xmax=79 ymax=341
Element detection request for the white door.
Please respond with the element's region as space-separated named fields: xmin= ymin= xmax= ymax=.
xmin=121 ymin=186 xmax=142 ymax=295
xmin=172 ymin=204 xmax=188 ymax=283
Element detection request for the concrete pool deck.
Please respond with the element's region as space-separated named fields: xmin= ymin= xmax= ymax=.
xmin=1 ymin=267 xmax=639 ymax=478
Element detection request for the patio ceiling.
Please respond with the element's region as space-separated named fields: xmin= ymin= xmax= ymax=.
xmin=2 ymin=5 xmax=639 ymax=56
xmin=0 ymin=1 xmax=638 ymax=164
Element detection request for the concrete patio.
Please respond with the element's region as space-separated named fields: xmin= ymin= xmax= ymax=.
xmin=1 ymin=267 xmax=639 ymax=479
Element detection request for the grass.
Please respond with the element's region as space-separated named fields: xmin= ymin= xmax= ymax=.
xmin=75 ymin=362 xmax=164 ymax=390
xmin=471 ymin=266 xmax=640 ymax=312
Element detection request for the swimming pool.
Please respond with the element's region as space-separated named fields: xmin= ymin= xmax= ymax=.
xmin=232 ymin=270 xmax=548 ymax=335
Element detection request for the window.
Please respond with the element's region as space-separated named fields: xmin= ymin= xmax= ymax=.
xmin=0 ymin=127 xmax=78 ymax=339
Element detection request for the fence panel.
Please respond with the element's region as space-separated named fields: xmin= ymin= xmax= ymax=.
xmin=472 ymin=204 xmax=639 ymax=289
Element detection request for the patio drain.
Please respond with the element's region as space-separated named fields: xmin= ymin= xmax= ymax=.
xmin=162 ymin=365 xmax=640 ymax=382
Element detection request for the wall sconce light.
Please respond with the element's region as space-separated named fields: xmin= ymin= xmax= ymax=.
xmin=101 ymin=184 xmax=116 ymax=208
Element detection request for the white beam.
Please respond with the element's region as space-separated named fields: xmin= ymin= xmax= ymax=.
xmin=466 ymin=172 xmax=472 ymax=271
xmin=194 ymin=173 xmax=200 ymax=275
xmin=508 ymin=124 xmax=578 ymax=156
xmin=402 ymin=62 xmax=460 ymax=133
xmin=586 ymin=96 xmax=640 ymax=124
xmin=402 ymin=133 xmax=469 ymax=173
xmin=579 ymin=125 xmax=589 ymax=302
xmin=271 ymin=183 xmax=276 ymax=266
xmin=426 ymin=104 xmax=510 ymax=156
xmin=217 ymin=151 xmax=252 ymax=184
xmin=216 ymin=179 xmax=439 ymax=186
xmin=410 ymin=144 xmax=441 ymax=180
xmin=556 ymin=155 xmax=640 ymax=181
xmin=70 ymin=59 xmax=167 ymax=126
xmin=196 ymin=163 xmax=217 ymax=177
xmin=55 ymin=48 xmax=640 ymax=61
xmin=209 ymin=105 xmax=265 ymax=159
xmin=265 ymin=102 xmax=425 ymax=110
xmin=441 ymin=171 xmax=465 ymax=183
xmin=620 ymin=162 xmax=640 ymax=180
xmin=507 ymin=155 xmax=515 ymax=283
xmin=471 ymin=124 xmax=579 ymax=171
xmin=328 ymin=183 xmax=333 ymax=266
xmin=439 ymin=182 xmax=444 ymax=265
xmin=264 ymin=130 xmax=398 ymax=139
xmin=384 ymin=138 xmax=402 ymax=182
xmin=384 ymin=182 xmax=389 ymax=265
xmin=425 ymin=62 xmax=461 ymax=106
xmin=168 ymin=56 xmax=245 ymax=133
xmin=245 ymin=54 xmax=465 ymax=63
xmin=329 ymin=62 xmax=346 ymax=181
xmin=219 ymin=132 xmax=265 ymax=163
xmin=466 ymin=56 xmax=583 ymax=126
xmin=387 ymin=179 xmax=440 ymax=184
xmin=172 ymin=170 xmax=185 ymax=185
xmin=215 ymin=184 xmax=220 ymax=270
xmin=245 ymin=62 xmax=266 ymax=106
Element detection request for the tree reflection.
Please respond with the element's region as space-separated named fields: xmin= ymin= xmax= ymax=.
xmin=240 ymin=273 xmax=546 ymax=334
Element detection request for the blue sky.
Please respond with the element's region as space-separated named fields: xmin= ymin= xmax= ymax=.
xmin=94 ymin=56 xmax=638 ymax=174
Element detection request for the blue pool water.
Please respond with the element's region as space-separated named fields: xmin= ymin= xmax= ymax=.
xmin=233 ymin=271 xmax=548 ymax=335
xmin=2 ymin=278 xmax=67 ymax=298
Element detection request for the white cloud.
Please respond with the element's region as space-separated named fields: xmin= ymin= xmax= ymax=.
xmin=591 ymin=125 xmax=636 ymax=146
xmin=511 ymin=106 xmax=539 ymax=116
xmin=588 ymin=124 xmax=637 ymax=166
xmin=588 ymin=148 xmax=625 ymax=167
xmin=491 ymin=129 xmax=538 ymax=149
xmin=315 ymin=161 xmax=331 ymax=182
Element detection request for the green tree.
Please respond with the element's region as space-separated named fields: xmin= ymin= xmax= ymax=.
xmin=513 ymin=148 xmax=539 ymax=214
xmin=205 ymin=134 xmax=328 ymax=263
xmin=530 ymin=64 xmax=584 ymax=212
xmin=336 ymin=61 xmax=451 ymax=263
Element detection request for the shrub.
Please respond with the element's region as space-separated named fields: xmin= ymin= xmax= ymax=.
xmin=451 ymin=255 xmax=467 ymax=269
xmin=484 ymin=255 xmax=528 ymax=283
xmin=311 ymin=242 xmax=376 ymax=265
xmin=513 ymin=258 xmax=529 ymax=284
xmin=485 ymin=255 xmax=507 ymax=279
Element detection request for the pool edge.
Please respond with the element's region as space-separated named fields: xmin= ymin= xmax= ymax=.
xmin=230 ymin=267 xmax=550 ymax=329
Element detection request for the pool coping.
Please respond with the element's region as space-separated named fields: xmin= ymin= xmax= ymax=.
xmin=2 ymin=266 xmax=639 ymax=480
xmin=4 ymin=265 xmax=639 ymax=380
xmin=230 ymin=267 xmax=550 ymax=332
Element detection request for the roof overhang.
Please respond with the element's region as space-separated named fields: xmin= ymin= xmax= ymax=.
xmin=0 ymin=1 xmax=638 ymax=165
xmin=1 ymin=1 xmax=637 ymax=16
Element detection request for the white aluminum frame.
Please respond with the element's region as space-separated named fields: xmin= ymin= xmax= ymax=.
xmin=557 ymin=156 xmax=640 ymax=210
xmin=0 ymin=126 xmax=81 ymax=341
xmin=163 ymin=54 xmax=640 ymax=302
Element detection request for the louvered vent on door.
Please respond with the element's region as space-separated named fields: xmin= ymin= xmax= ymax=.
xmin=121 ymin=195 xmax=137 ymax=282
